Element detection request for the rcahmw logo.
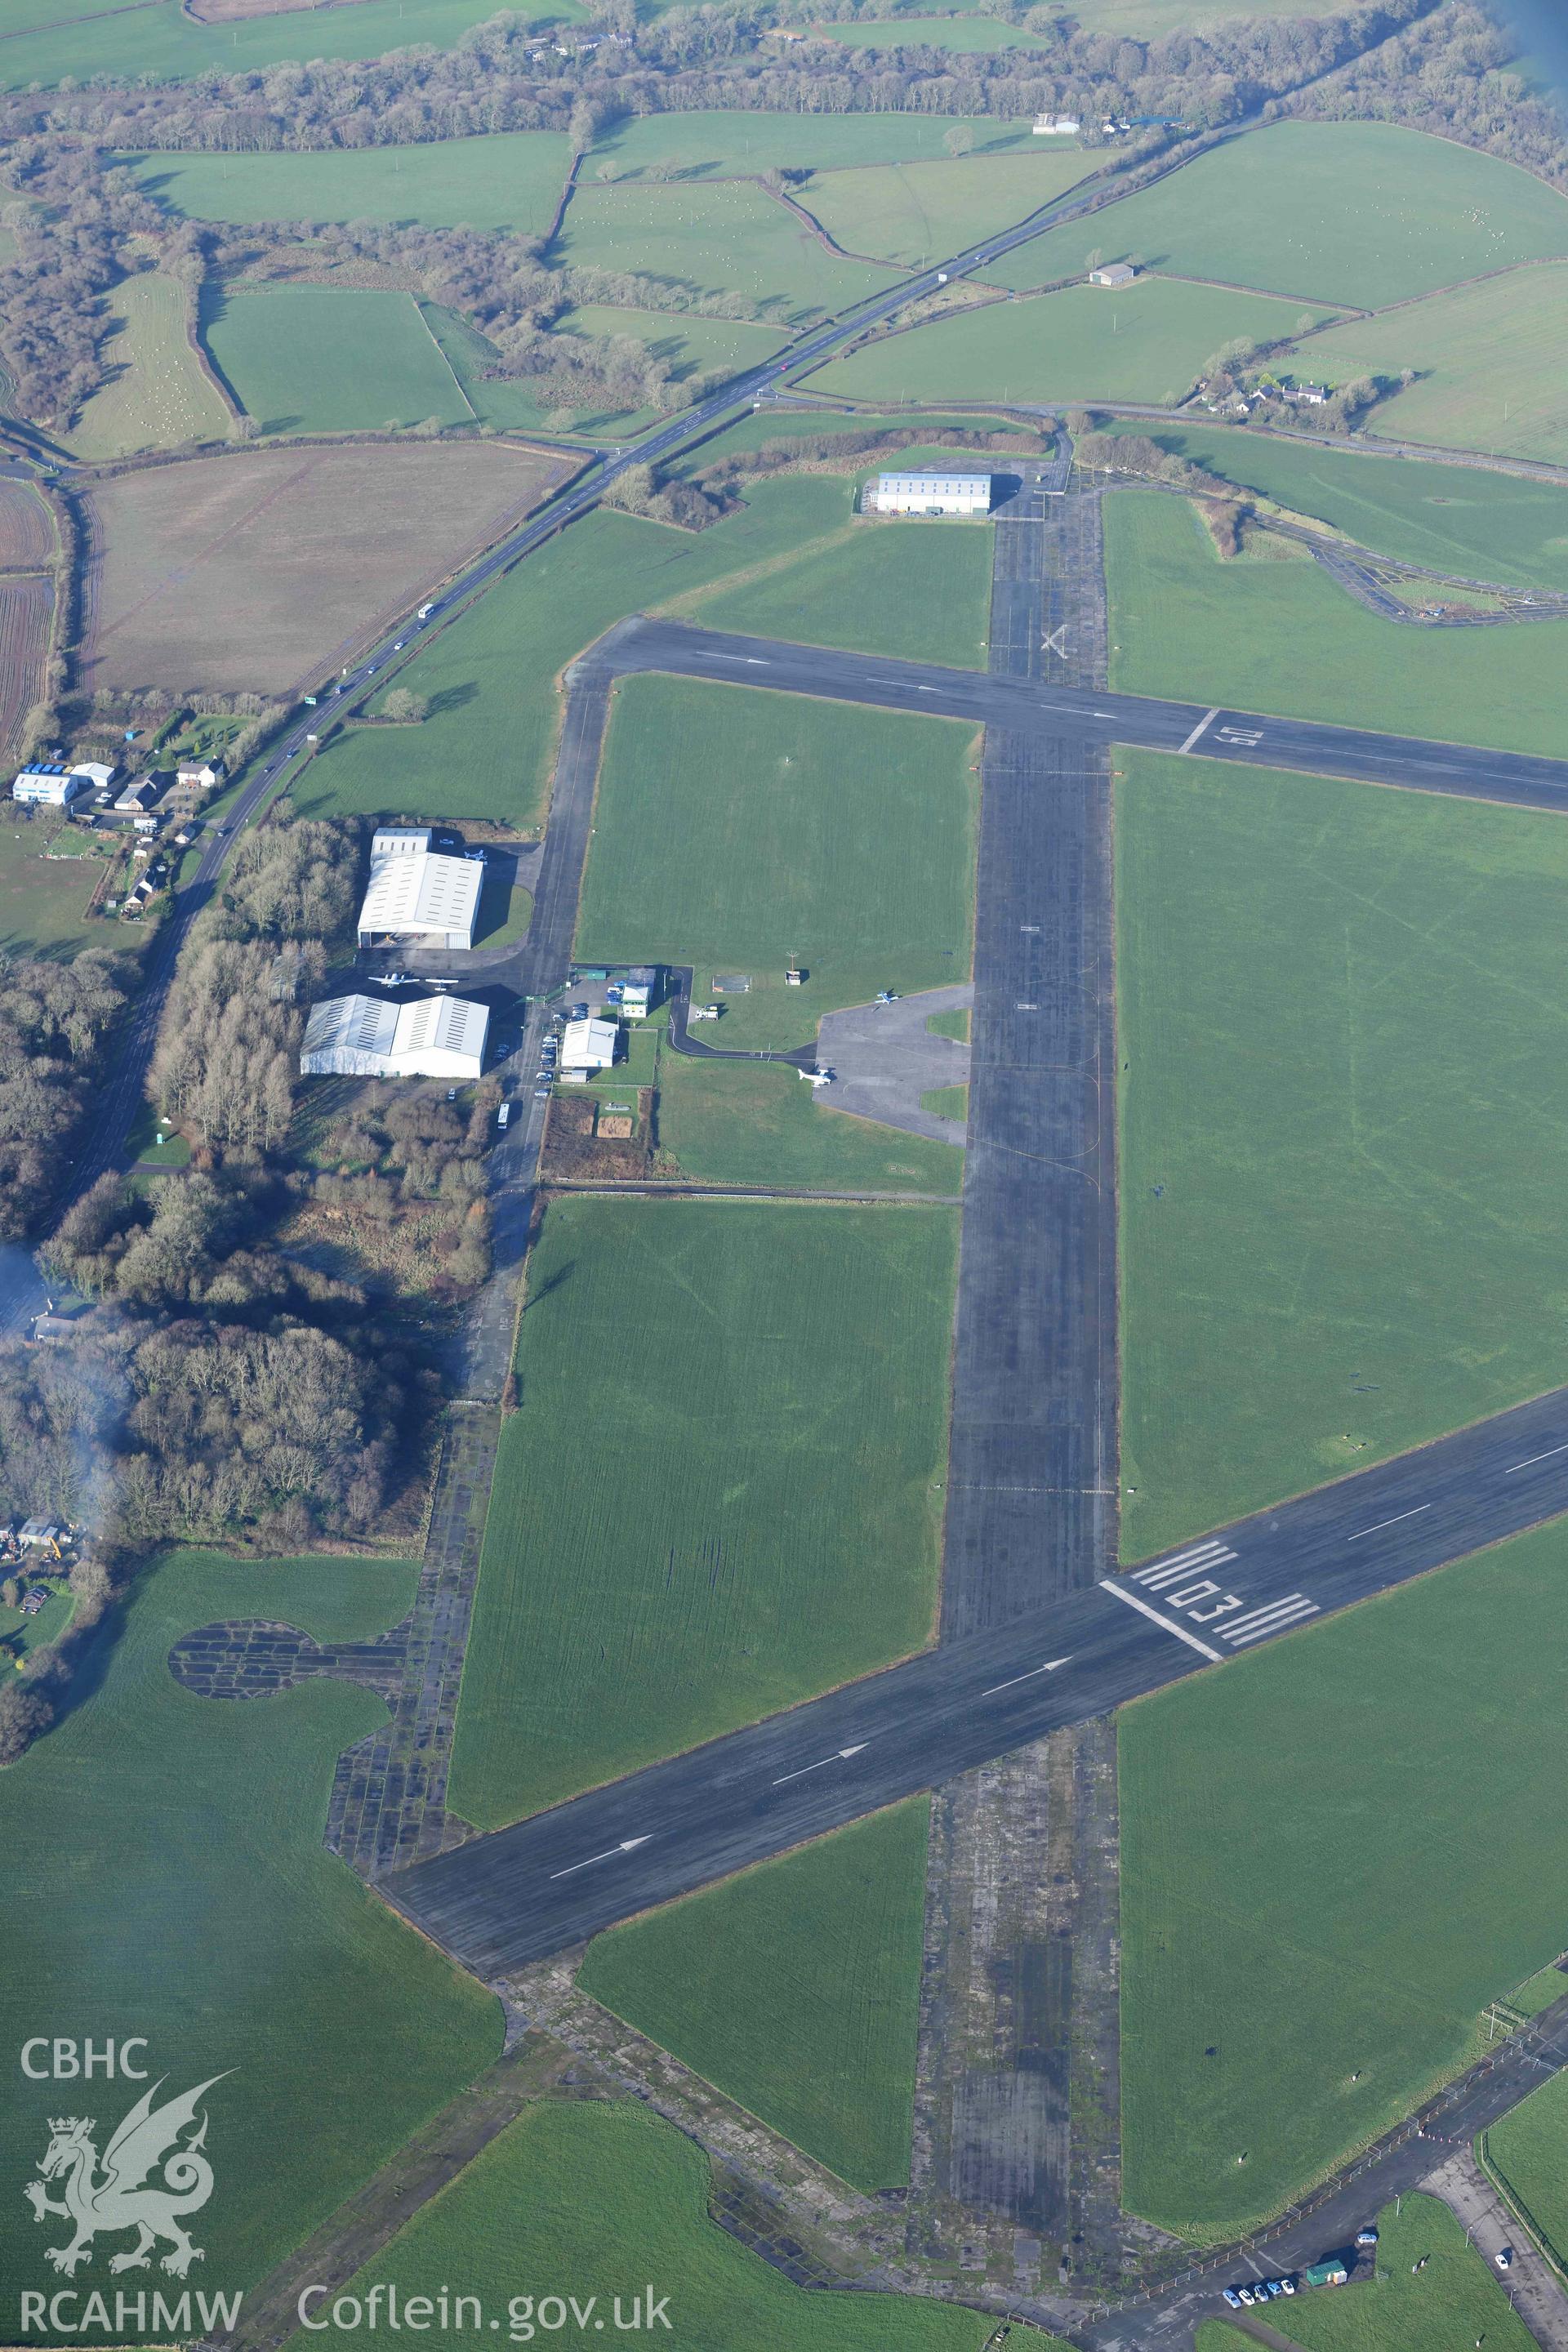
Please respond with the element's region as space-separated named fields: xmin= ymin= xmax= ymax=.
xmin=17 ymin=2045 xmax=243 ymax=2336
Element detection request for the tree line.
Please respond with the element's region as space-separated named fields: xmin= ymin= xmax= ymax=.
xmin=0 ymin=813 xmax=504 ymax=1764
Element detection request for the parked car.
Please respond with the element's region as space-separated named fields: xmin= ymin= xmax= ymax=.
xmin=1222 ymin=2290 xmax=1242 ymax=2310
xmin=446 ymin=1088 xmax=458 ymax=1102
xmin=1280 ymin=2278 xmax=1297 ymax=2295
xmin=1236 ymin=2288 xmax=1255 ymax=2305
xmin=1356 ymin=2229 xmax=1379 ymax=2248
xmin=1264 ymin=2280 xmax=1284 ymax=2297
xmin=496 ymin=1102 xmax=510 ymax=1130
xmin=1497 ymin=2250 xmax=1513 ymax=2270
xmin=534 ymin=1085 xmax=551 ymax=1101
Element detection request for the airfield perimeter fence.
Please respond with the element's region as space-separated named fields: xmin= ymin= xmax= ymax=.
xmin=1088 ymin=1993 xmax=1568 ymax=2319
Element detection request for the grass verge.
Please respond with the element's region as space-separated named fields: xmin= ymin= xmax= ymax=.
xmin=580 ymin=1801 xmax=930 ymax=2190
xmin=577 ymin=678 xmax=977 ymax=1051
xmin=0 ymin=1548 xmax=498 ymax=2298
xmin=1120 ymin=1520 xmax=1568 ymax=2238
xmin=448 ymin=1196 xmax=956 ymax=1827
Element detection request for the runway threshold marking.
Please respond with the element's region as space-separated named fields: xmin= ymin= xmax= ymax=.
xmin=1506 ymin=1441 xmax=1568 ymax=1474
xmin=772 ymin=1742 xmax=870 ymax=1787
xmin=1345 ymin=1503 xmax=1432 ymax=1541
xmin=1178 ymin=706 xmax=1220 ymax=755
xmin=549 ymin=1836 xmax=653 ymax=1881
xmin=980 ymin=1658 xmax=1072 ymax=1698
xmin=1099 ymin=1579 xmax=1224 ymax=1662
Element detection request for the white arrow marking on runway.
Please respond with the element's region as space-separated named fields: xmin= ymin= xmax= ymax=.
xmin=548 ymin=1837 xmax=653 ymax=1881
xmin=772 ymin=1744 xmax=870 ymax=1787
xmin=981 ymin=1658 xmax=1072 ymax=1698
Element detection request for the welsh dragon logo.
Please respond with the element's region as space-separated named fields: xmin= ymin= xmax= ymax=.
xmin=24 ymin=2074 xmax=229 ymax=2278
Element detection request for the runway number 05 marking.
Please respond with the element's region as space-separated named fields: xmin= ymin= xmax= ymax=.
xmin=1121 ymin=1539 xmax=1321 ymax=1650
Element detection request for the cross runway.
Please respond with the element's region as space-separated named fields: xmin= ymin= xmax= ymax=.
xmin=384 ymin=1380 xmax=1568 ymax=1976
xmin=594 ymin=616 xmax=1568 ymax=816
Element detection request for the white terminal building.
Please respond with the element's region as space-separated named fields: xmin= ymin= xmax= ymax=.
xmin=357 ymin=827 xmax=483 ymax=956
xmin=866 ymin=473 xmax=992 ymax=518
xmin=300 ymin=991 xmax=491 ymax=1080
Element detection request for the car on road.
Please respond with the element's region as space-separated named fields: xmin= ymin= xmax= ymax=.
xmin=1497 ymin=2249 xmax=1513 ymax=2270
xmin=393 ymin=639 xmax=405 ymax=650
xmin=367 ymin=665 xmax=378 ymax=675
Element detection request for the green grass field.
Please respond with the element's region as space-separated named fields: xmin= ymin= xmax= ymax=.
xmin=0 ymin=0 xmax=580 ymax=89
xmin=65 ymin=270 xmax=230 ymax=459
xmin=448 ymin=1196 xmax=956 ymax=1827
xmin=920 ymin=1084 xmax=968 ymax=1120
xmin=1107 ymin=490 xmax=1568 ymax=760
xmin=1098 ymin=419 xmax=1568 ymax=590
xmin=295 ymin=476 xmax=942 ymax=828
xmin=925 ymin=1005 xmax=969 ymax=1042
xmin=1486 ymin=2071 xmax=1568 ymax=2274
xmin=677 ymin=504 xmax=992 ymax=668
xmin=1118 ymin=745 xmax=1568 ymax=1556
xmin=589 ymin=109 xmax=1029 ymax=177
xmin=1068 ymin=0 xmax=1339 ymax=20
xmin=577 ymin=679 xmax=977 ymax=1049
xmin=1297 ymin=261 xmax=1568 ymax=466
xmin=813 ymin=15 xmax=1051 ymax=47
xmin=808 ymin=279 xmax=1337 ymax=408
xmin=665 ymin=402 xmax=1038 ymax=475
xmin=0 ymin=825 xmax=127 ymax=959
xmin=551 ymin=179 xmax=903 ymax=325
xmin=657 ymin=1050 xmax=964 ymax=1192
xmin=580 ymin=1801 xmax=929 ymax=2189
xmin=0 ymin=1548 xmax=497 ymax=2300
xmin=980 ymin=120 xmax=1568 ymax=306
xmin=800 ymin=149 xmax=1094 ymax=267
xmin=1196 ymin=2199 xmax=1535 ymax=2352
xmin=281 ymin=2098 xmax=1004 ymax=2352
xmin=1121 ymin=1519 xmax=1568 ymax=2238
xmin=128 ymin=133 xmax=573 ymax=238
xmin=203 ymin=282 xmax=470 ymax=435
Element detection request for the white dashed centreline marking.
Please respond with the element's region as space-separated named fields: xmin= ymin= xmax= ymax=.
xmin=1345 ymin=1503 xmax=1431 ymax=1542
xmin=1506 ymin=1441 xmax=1568 ymax=1474
xmin=1100 ymin=1579 xmax=1223 ymax=1661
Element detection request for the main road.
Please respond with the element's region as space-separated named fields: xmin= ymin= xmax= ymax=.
xmin=384 ymin=1379 xmax=1568 ymax=1974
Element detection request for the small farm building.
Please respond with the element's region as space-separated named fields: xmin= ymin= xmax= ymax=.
xmin=1089 ymin=262 xmax=1137 ymax=288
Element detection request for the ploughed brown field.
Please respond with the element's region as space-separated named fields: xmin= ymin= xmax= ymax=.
xmin=0 ymin=480 xmax=57 ymax=572
xmin=0 ymin=572 xmax=54 ymax=760
xmin=79 ymin=441 xmax=575 ymax=697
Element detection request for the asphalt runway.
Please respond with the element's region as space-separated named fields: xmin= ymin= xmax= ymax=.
xmin=942 ymin=478 xmax=1119 ymax=1637
xmin=595 ymin=617 xmax=1568 ymax=813
xmin=384 ymin=1379 xmax=1568 ymax=1975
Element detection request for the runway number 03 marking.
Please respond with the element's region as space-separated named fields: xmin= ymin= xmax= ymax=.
xmin=1104 ymin=1537 xmax=1321 ymax=1658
